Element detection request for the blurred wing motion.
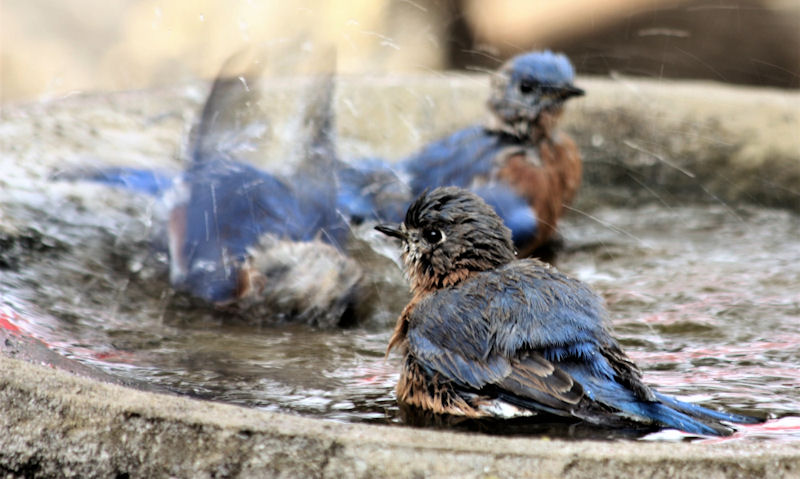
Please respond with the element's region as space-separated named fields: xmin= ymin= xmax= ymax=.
xmin=57 ymin=42 xmax=363 ymax=326
xmin=167 ymin=42 xmax=355 ymax=320
xmin=187 ymin=47 xmax=271 ymax=164
xmin=334 ymin=157 xmax=410 ymax=224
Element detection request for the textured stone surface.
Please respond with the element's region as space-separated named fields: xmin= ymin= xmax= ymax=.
xmin=2 ymin=355 xmax=799 ymax=478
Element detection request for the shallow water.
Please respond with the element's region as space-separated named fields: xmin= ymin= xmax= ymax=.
xmin=2 ymin=198 xmax=799 ymax=441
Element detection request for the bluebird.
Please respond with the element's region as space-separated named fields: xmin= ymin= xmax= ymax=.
xmin=65 ymin=50 xmax=362 ymax=327
xmin=376 ymin=187 xmax=759 ymax=435
xmin=401 ymin=50 xmax=584 ymax=257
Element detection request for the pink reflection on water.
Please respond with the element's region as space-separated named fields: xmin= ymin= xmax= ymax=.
xmin=697 ymin=417 xmax=800 ymax=444
xmin=356 ymin=364 xmax=396 ymax=386
xmin=1 ymin=300 xmax=136 ymax=365
xmin=609 ymin=289 xmax=797 ymax=326
xmin=630 ymin=336 xmax=800 ymax=366
xmin=628 ymin=337 xmax=800 ymax=391
xmin=0 ymin=307 xmax=23 ymax=335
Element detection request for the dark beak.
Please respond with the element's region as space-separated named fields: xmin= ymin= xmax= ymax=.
xmin=375 ymin=223 xmax=405 ymax=240
xmin=562 ymin=84 xmax=584 ymax=98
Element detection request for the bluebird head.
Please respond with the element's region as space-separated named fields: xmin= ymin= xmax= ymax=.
xmin=488 ymin=50 xmax=583 ymax=136
xmin=376 ymin=187 xmax=516 ymax=292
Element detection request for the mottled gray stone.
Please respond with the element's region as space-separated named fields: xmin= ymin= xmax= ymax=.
xmin=2 ymin=355 xmax=799 ymax=478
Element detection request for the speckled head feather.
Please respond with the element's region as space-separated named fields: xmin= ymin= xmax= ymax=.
xmin=378 ymin=187 xmax=517 ymax=293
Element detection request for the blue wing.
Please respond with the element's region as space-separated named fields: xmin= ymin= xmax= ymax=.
xmin=407 ymin=260 xmax=758 ymax=435
xmin=401 ymin=126 xmax=508 ymax=195
xmin=408 ymin=261 xmax=608 ymax=374
xmin=557 ymin=362 xmax=759 ymax=435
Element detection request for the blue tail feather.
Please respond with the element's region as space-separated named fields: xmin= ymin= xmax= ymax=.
xmin=565 ymin=366 xmax=757 ymax=435
xmin=653 ymin=392 xmax=760 ymax=425
xmin=622 ymin=398 xmax=730 ymax=436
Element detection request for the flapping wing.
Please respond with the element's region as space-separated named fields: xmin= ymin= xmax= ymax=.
xmin=189 ymin=47 xmax=271 ymax=165
xmin=189 ymin=40 xmax=339 ymax=173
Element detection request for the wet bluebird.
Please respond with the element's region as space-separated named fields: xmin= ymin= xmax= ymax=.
xmin=401 ymin=51 xmax=584 ymax=257
xmin=376 ymin=187 xmax=759 ymax=435
xmin=69 ymin=51 xmax=362 ymax=327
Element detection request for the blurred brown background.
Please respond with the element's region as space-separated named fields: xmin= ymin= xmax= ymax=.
xmin=1 ymin=0 xmax=798 ymax=103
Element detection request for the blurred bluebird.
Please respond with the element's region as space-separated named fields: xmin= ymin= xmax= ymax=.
xmin=64 ymin=47 xmax=363 ymax=327
xmin=376 ymin=187 xmax=759 ymax=436
xmin=401 ymin=50 xmax=584 ymax=257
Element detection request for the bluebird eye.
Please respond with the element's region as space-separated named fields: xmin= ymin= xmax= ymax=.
xmin=422 ymin=228 xmax=442 ymax=244
xmin=519 ymin=79 xmax=537 ymax=94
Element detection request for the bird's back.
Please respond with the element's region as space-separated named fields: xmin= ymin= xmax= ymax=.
xmin=402 ymin=260 xmax=756 ymax=435
xmin=406 ymin=259 xmax=610 ymax=356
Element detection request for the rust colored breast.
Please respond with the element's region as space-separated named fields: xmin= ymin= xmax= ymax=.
xmin=387 ymin=291 xmax=425 ymax=355
xmin=396 ymin=355 xmax=484 ymax=417
xmin=495 ymin=133 xmax=582 ymax=255
xmin=552 ymin=133 xmax=582 ymax=206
